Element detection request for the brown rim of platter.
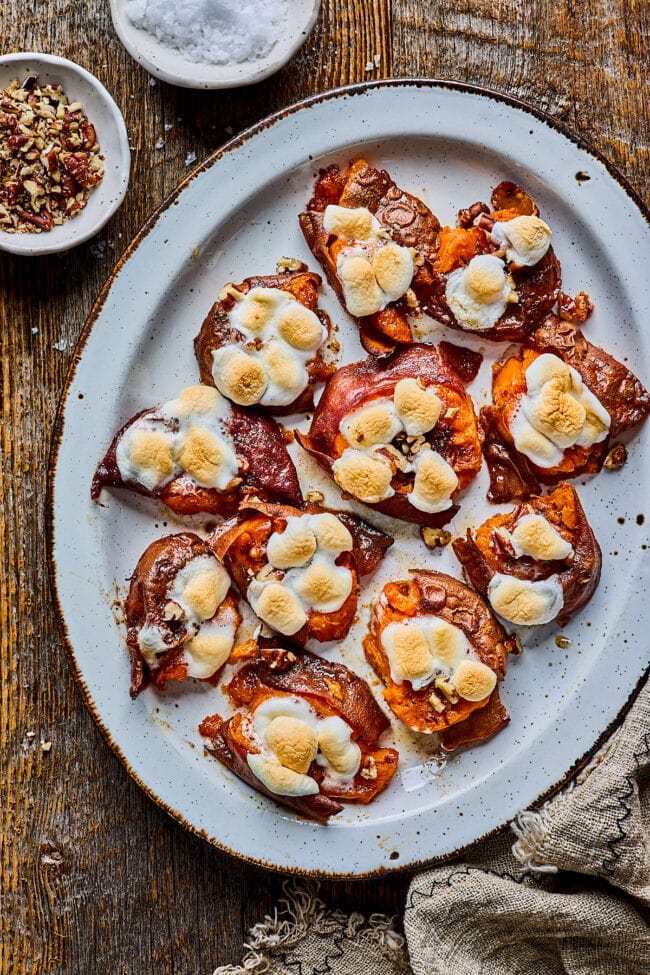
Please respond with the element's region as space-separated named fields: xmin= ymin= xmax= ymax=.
xmin=46 ymin=79 xmax=650 ymax=879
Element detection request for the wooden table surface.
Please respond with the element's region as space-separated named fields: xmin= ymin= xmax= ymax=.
xmin=1 ymin=1 xmax=648 ymax=972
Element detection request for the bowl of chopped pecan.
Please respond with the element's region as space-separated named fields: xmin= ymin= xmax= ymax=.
xmin=0 ymin=53 xmax=130 ymax=255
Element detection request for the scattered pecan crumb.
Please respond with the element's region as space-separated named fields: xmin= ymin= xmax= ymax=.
xmin=603 ymin=443 xmax=627 ymax=470
xmin=360 ymin=757 xmax=378 ymax=780
xmin=420 ymin=527 xmax=452 ymax=549
xmin=558 ymin=290 xmax=594 ymax=324
xmin=305 ymin=490 xmax=324 ymax=504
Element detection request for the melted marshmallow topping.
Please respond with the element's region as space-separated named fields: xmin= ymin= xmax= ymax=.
xmin=381 ymin=616 xmax=496 ymax=700
xmin=247 ymin=513 xmax=354 ymax=636
xmin=491 ymin=215 xmax=552 ymax=266
xmin=323 ymin=204 xmax=416 ymax=317
xmin=116 ymin=385 xmax=239 ymax=493
xmin=332 ymin=380 xmax=455 ymax=512
xmin=506 ymin=513 xmax=574 ymax=561
xmin=445 ymin=253 xmax=516 ymax=330
xmin=211 ymin=286 xmax=327 ymax=408
xmin=510 ymin=354 xmax=611 ymax=468
xmin=137 ymin=553 xmax=236 ymax=679
xmin=487 ymin=573 xmax=564 ymax=626
xmin=246 ymin=695 xmax=361 ymax=796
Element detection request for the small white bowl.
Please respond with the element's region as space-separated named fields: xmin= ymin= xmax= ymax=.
xmin=0 ymin=53 xmax=130 ymax=256
xmin=109 ymin=0 xmax=321 ymax=89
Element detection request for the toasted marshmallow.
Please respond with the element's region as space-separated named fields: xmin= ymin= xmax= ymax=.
xmin=262 ymin=340 xmax=308 ymax=401
xmin=309 ymin=513 xmax=353 ymax=555
xmin=277 ymin=303 xmax=324 ymax=351
xmin=212 ymin=345 xmax=268 ymax=406
xmin=453 ymin=660 xmax=497 ymax=701
xmin=340 ymin=399 xmax=401 ymax=449
xmin=248 ymin=581 xmax=308 ymax=635
xmin=264 ymin=716 xmax=318 ymax=774
xmin=382 ymin=615 xmax=474 ymax=691
xmin=170 ymin=556 xmax=231 ymax=621
xmin=247 ymin=753 xmax=319 ymax=797
xmin=176 ymin=426 xmax=235 ymax=488
xmin=510 ymin=514 xmax=574 ymax=561
xmin=171 ymin=384 xmax=225 ymax=417
xmin=267 ymin=519 xmax=318 ymax=570
xmin=293 ymin=556 xmax=353 ymax=613
xmin=184 ymin=621 xmax=235 ymax=679
xmin=213 ymin=286 xmax=326 ymax=409
xmin=491 ymin=215 xmax=552 ymax=266
xmin=338 ymin=253 xmax=384 ymax=317
xmin=409 ymin=449 xmax=458 ymax=513
xmin=230 ymin=286 xmax=286 ymax=335
xmin=512 ymin=354 xmax=610 ymax=467
xmin=332 ymin=449 xmax=395 ymax=504
xmin=316 ymin=716 xmax=361 ymax=782
xmin=446 ymin=254 xmax=515 ymax=330
xmin=382 ymin=621 xmax=436 ymax=690
xmin=393 ymin=378 xmax=442 ymax=435
xmin=116 ymin=425 xmax=175 ymax=491
xmin=323 ymin=204 xmax=378 ymax=241
xmin=252 ymin=695 xmax=316 ymax=734
xmin=488 ymin=573 xmax=564 ymax=625
xmin=372 ymin=243 xmax=415 ymax=302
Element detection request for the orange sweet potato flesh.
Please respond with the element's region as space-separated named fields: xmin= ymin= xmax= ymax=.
xmin=199 ymin=648 xmax=398 ymax=819
xmin=208 ymin=502 xmax=392 ymax=646
xmin=299 ymin=159 xmax=440 ymax=352
xmin=296 ymin=344 xmax=483 ymax=527
xmin=481 ymin=315 xmax=650 ymax=497
xmin=364 ymin=570 xmax=516 ymax=741
xmin=452 ymin=482 xmax=602 ymax=620
xmin=124 ymin=533 xmax=241 ymax=698
xmin=194 ymin=265 xmax=334 ymax=416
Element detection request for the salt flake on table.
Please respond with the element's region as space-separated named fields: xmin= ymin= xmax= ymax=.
xmin=185 ymin=151 xmax=197 ymax=166
xmin=154 ymin=137 xmax=165 ymax=150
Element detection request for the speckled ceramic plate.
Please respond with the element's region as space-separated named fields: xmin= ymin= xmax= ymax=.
xmin=48 ymin=81 xmax=650 ymax=877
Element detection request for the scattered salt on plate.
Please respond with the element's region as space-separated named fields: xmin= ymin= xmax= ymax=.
xmin=125 ymin=0 xmax=288 ymax=65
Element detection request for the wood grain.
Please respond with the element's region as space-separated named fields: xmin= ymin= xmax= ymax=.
xmin=0 ymin=0 xmax=648 ymax=972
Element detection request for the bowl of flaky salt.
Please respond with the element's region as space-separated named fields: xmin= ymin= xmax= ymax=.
xmin=110 ymin=0 xmax=322 ymax=89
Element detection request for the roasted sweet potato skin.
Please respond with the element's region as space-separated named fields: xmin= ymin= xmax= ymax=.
xmin=482 ymin=315 xmax=650 ymax=497
xmin=125 ymin=533 xmax=241 ymax=698
xmin=363 ymin=570 xmax=515 ymax=742
xmin=299 ymin=159 xmax=440 ymax=354
xmin=208 ymin=501 xmax=393 ymax=646
xmin=418 ymin=181 xmax=561 ymax=342
xmin=452 ymin=482 xmax=602 ymax=621
xmin=296 ymin=344 xmax=483 ymax=527
xmin=199 ymin=648 xmax=398 ymax=821
xmin=194 ymin=265 xmax=334 ymax=416
xmin=91 ymin=401 xmax=303 ymax=516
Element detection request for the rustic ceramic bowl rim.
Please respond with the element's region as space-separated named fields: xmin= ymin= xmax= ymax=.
xmin=0 ymin=52 xmax=130 ymax=256
xmin=109 ymin=0 xmax=322 ymax=89
xmin=47 ymin=78 xmax=650 ymax=878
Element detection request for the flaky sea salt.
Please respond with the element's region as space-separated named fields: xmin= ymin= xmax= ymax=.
xmin=126 ymin=0 xmax=288 ymax=65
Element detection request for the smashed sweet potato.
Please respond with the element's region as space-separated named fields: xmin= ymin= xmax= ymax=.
xmin=482 ymin=315 xmax=650 ymax=497
xmin=363 ymin=570 xmax=516 ymax=746
xmin=296 ymin=344 xmax=483 ymax=526
xmin=194 ymin=264 xmax=334 ymax=416
xmin=452 ymin=482 xmax=602 ymax=622
xmin=419 ymin=181 xmax=561 ymax=341
xmin=299 ymin=158 xmax=441 ymax=356
xmin=92 ymin=390 xmax=303 ymax=517
xmin=125 ymin=533 xmax=241 ymax=698
xmin=208 ymin=501 xmax=393 ymax=646
xmin=199 ymin=647 xmax=398 ymax=821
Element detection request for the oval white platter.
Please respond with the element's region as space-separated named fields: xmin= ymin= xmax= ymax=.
xmin=49 ymin=81 xmax=650 ymax=877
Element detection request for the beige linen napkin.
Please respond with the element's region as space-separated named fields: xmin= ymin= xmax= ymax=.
xmin=214 ymin=680 xmax=650 ymax=975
